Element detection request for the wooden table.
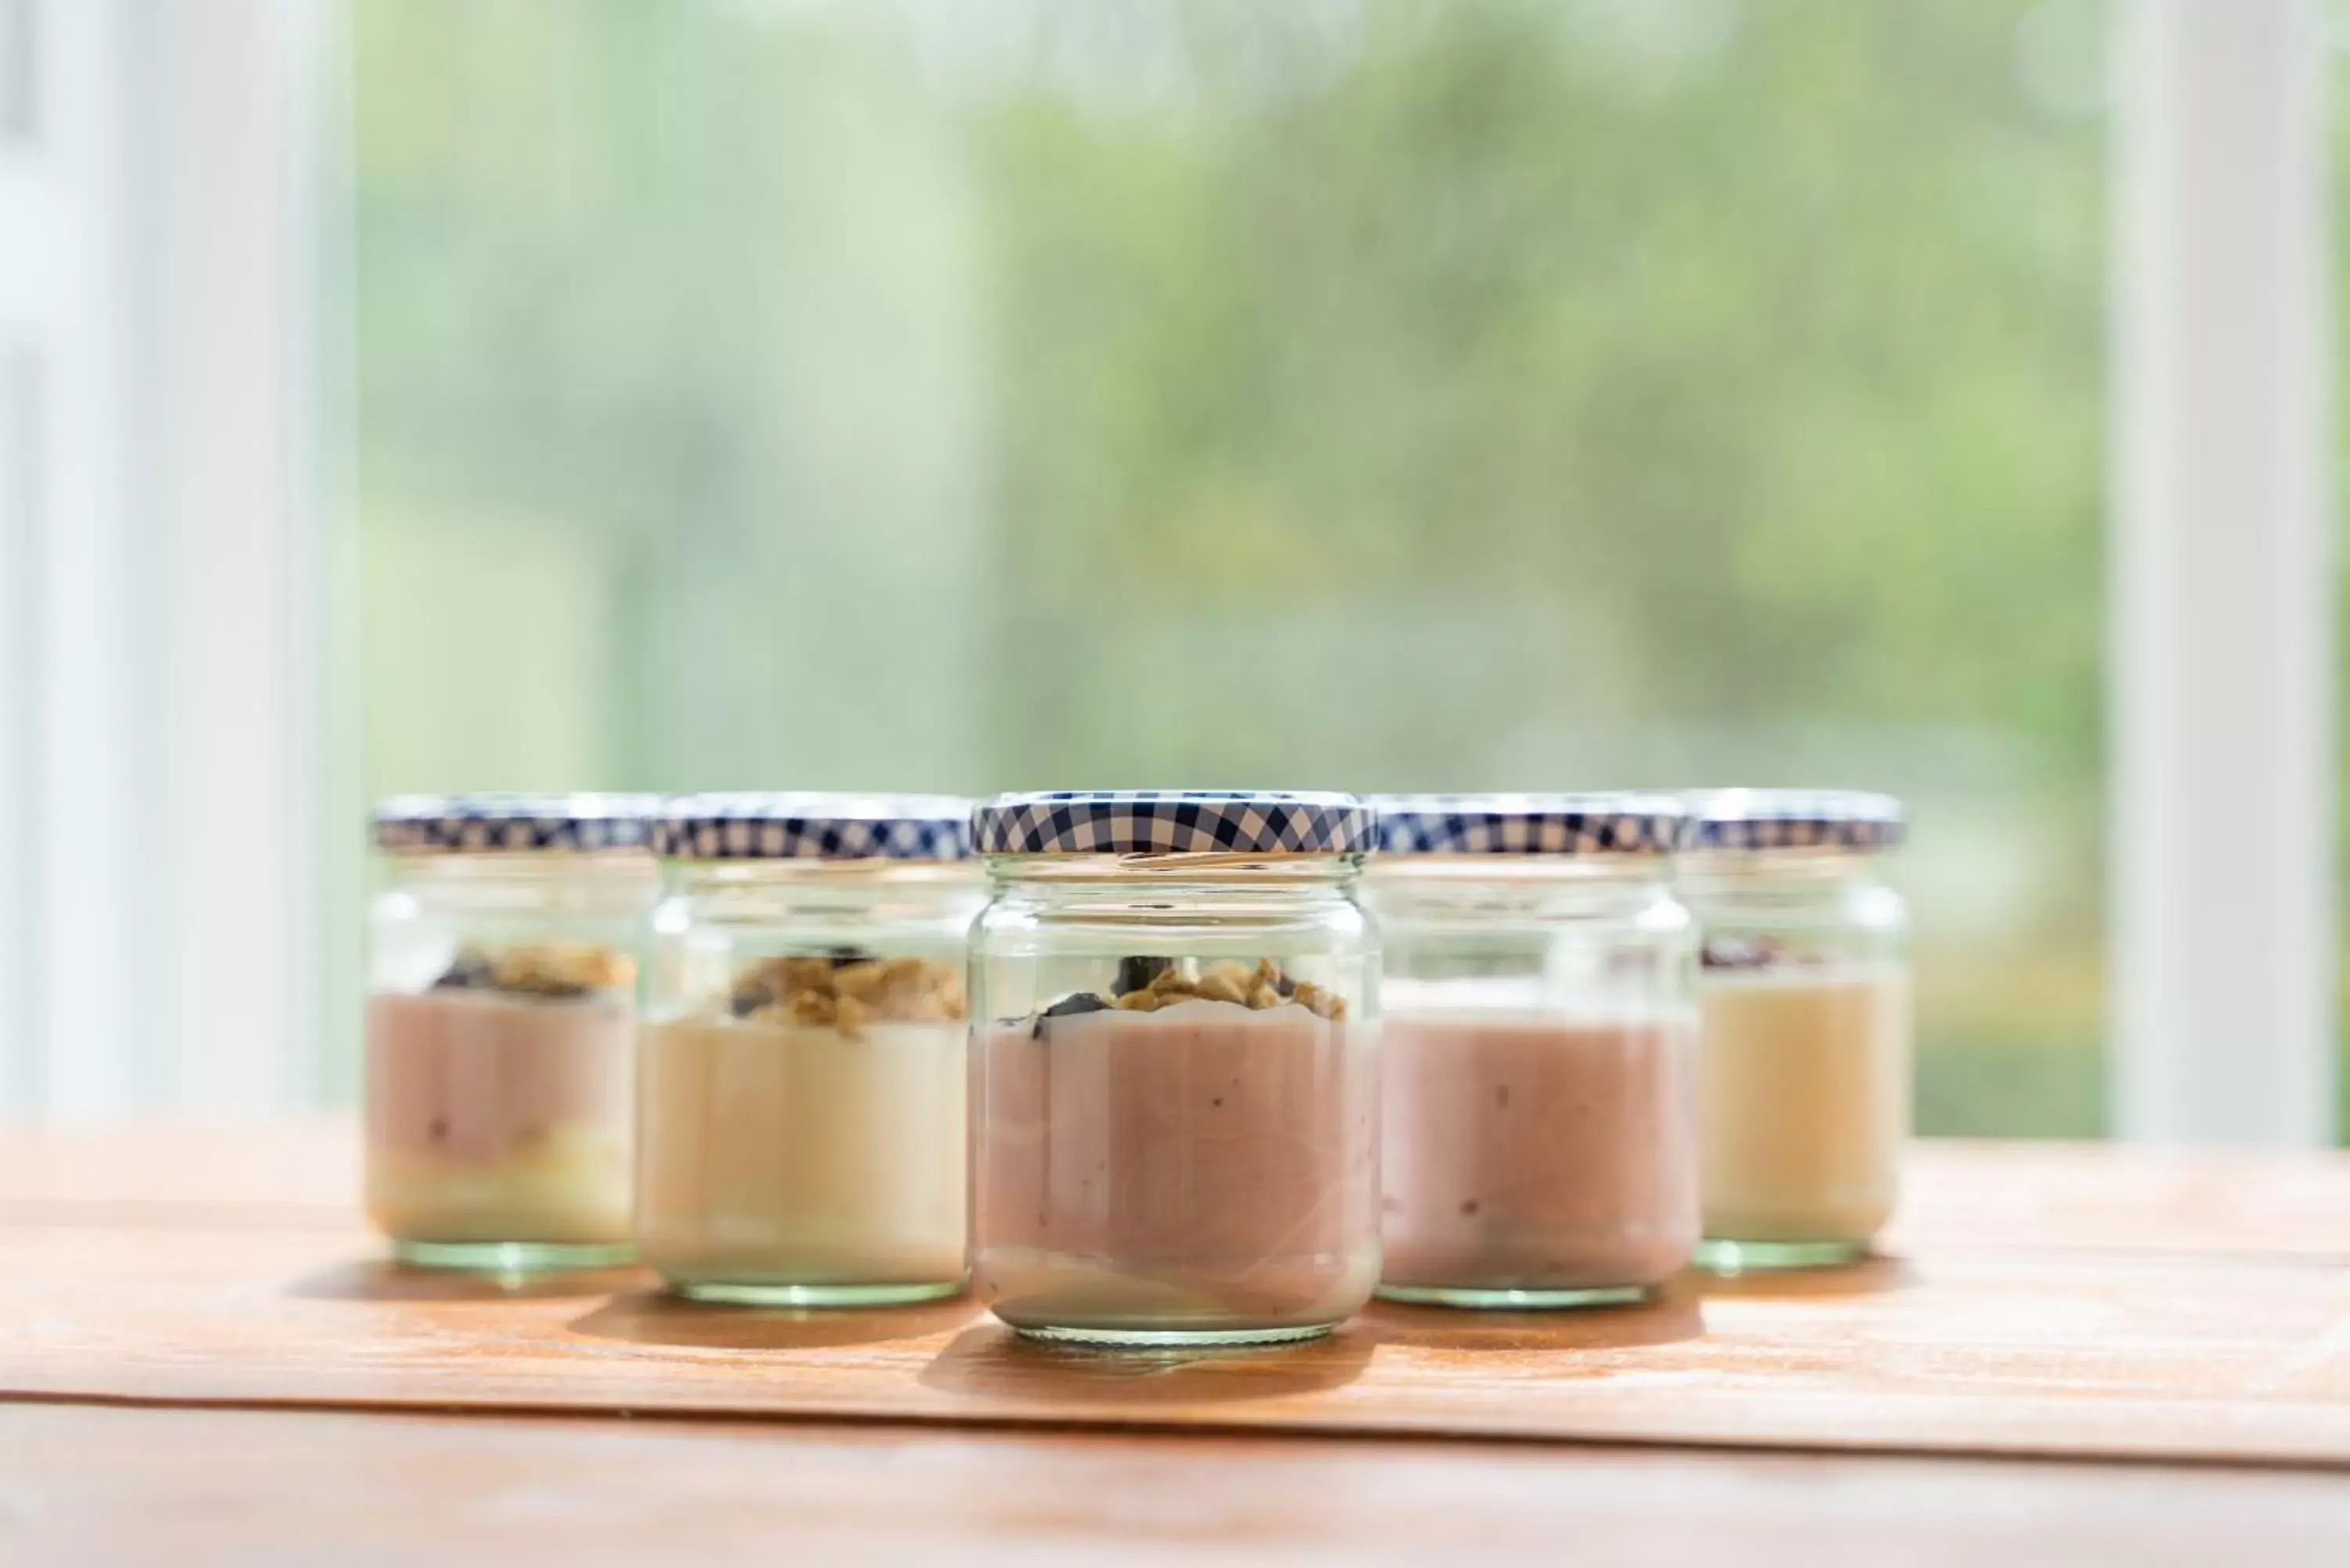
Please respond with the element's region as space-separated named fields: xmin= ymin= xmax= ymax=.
xmin=5 ymin=1124 xmax=2350 ymax=1564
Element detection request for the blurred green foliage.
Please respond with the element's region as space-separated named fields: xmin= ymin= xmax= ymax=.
xmin=348 ymin=0 xmax=2110 ymax=1131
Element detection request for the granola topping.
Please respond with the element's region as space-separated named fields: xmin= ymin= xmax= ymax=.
xmin=431 ymin=943 xmax=634 ymax=1000
xmin=1047 ymin=958 xmax=1345 ymax=1024
xmin=728 ymin=952 xmax=969 ymax=1039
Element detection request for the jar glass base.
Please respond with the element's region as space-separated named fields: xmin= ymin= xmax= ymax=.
xmin=1693 ymin=1237 xmax=1870 ymax=1274
xmin=392 ymin=1238 xmax=635 ymax=1274
xmin=671 ymin=1278 xmax=966 ymax=1309
xmin=1373 ymin=1281 xmax=1654 ymax=1310
xmin=1009 ymin=1321 xmax=1336 ymax=1349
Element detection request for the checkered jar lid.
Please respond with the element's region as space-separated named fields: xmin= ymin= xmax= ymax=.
xmin=652 ymin=793 xmax=973 ymax=862
xmin=1372 ymin=793 xmax=1687 ymax=857
xmin=1682 ymin=789 xmax=1906 ymax=853
xmin=371 ymin=793 xmax=663 ymax=854
xmin=974 ymin=790 xmax=1375 ymax=857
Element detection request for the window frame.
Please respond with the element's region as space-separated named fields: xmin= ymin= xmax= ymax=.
xmin=2110 ymin=0 xmax=2337 ymax=1145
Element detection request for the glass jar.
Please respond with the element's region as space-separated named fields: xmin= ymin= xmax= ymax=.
xmin=366 ymin=794 xmax=660 ymax=1272
xmin=967 ymin=790 xmax=1381 ymax=1347
xmin=638 ymin=794 xmax=983 ymax=1306
xmin=1679 ymin=790 xmax=1911 ymax=1272
xmin=1364 ymin=795 xmax=1697 ymax=1309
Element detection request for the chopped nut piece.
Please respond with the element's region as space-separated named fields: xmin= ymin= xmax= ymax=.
xmin=1194 ymin=970 xmax=1249 ymax=1006
xmin=777 ymin=956 xmax=835 ymax=995
xmin=725 ymin=952 xmax=967 ymax=1032
xmin=937 ymin=969 xmax=970 ymax=1021
xmin=831 ymin=960 xmax=887 ymax=1001
xmin=1290 ymin=980 xmax=1347 ymax=1020
xmin=1097 ymin=956 xmax=1345 ymax=1016
xmin=492 ymin=943 xmax=634 ymax=998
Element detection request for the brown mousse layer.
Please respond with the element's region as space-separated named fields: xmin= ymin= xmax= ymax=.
xmin=971 ymin=992 xmax=1378 ymax=1334
xmin=363 ymin=944 xmax=635 ymax=1245
xmin=1379 ymin=1011 xmax=1697 ymax=1294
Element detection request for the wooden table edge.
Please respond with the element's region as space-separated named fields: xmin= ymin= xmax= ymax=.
xmin=8 ymin=1386 xmax=2347 ymax=1476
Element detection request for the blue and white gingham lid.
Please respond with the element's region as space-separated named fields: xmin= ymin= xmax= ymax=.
xmin=974 ymin=789 xmax=1375 ymax=857
xmin=1372 ymin=793 xmax=1686 ymax=857
xmin=372 ymin=793 xmax=662 ymax=854
xmin=652 ymin=793 xmax=973 ymax=862
xmin=1683 ymin=789 xmax=1906 ymax=854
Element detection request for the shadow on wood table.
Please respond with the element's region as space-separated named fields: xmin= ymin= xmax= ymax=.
xmin=568 ymin=1291 xmax=980 ymax=1350
xmin=1688 ymin=1255 xmax=1918 ymax=1300
xmin=921 ymin=1322 xmax=1377 ymax=1405
xmin=284 ymin=1259 xmax=650 ymax=1303
xmin=1358 ymin=1289 xmax=1707 ymax=1353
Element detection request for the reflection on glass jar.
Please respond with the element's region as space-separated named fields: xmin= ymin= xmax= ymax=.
xmin=636 ymin=794 xmax=982 ymax=1307
xmin=1365 ymin=794 xmax=1699 ymax=1309
xmin=968 ymin=790 xmax=1381 ymax=1347
xmin=1680 ymin=790 xmax=1912 ymax=1272
xmin=365 ymin=795 xmax=660 ymax=1273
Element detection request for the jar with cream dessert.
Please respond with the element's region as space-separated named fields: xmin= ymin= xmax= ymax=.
xmin=1680 ymin=790 xmax=1911 ymax=1272
xmin=367 ymin=794 xmax=660 ymax=1272
xmin=638 ymin=794 xmax=982 ymax=1306
xmin=1365 ymin=795 xmax=1697 ymax=1309
xmin=968 ymin=790 xmax=1381 ymax=1347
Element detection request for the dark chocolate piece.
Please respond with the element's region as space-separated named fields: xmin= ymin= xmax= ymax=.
xmin=1113 ymin=956 xmax=1173 ymax=995
xmin=1701 ymin=936 xmax=1784 ymax=971
xmin=430 ymin=952 xmax=495 ymax=992
xmin=1032 ymin=990 xmax=1112 ymax=1039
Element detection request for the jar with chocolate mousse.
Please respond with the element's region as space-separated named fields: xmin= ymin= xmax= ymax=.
xmin=1679 ymin=790 xmax=1911 ymax=1273
xmin=968 ymin=790 xmax=1381 ymax=1346
xmin=638 ymin=795 xmax=984 ymax=1306
xmin=367 ymin=794 xmax=660 ymax=1272
xmin=1365 ymin=795 xmax=1698 ymax=1309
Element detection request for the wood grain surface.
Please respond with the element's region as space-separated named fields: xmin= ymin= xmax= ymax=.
xmin=8 ymin=1401 xmax=2350 ymax=1568
xmin=0 ymin=1118 xmax=356 ymax=1227
xmin=1890 ymin=1140 xmax=2350 ymax=1262
xmin=13 ymin=1121 xmax=2350 ymax=1259
xmin=5 ymin=1125 xmax=2350 ymax=1466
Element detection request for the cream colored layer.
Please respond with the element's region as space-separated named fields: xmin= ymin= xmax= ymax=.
xmin=635 ymin=1017 xmax=967 ymax=1288
xmin=367 ymin=1122 xmax=631 ymax=1245
xmin=971 ymin=999 xmax=1379 ymax=1333
xmin=1697 ymin=966 xmax=1911 ymax=1243
xmin=364 ymin=990 xmax=634 ymax=1245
